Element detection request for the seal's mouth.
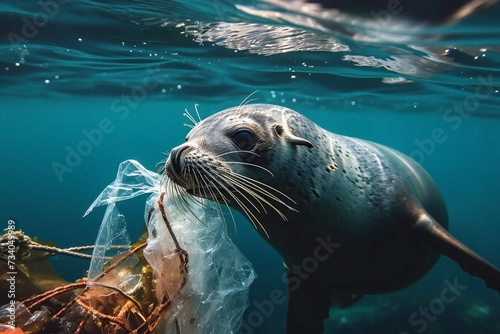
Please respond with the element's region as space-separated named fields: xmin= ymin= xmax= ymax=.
xmin=166 ymin=163 xmax=189 ymax=189
xmin=166 ymin=144 xmax=196 ymax=189
xmin=167 ymin=145 xmax=238 ymax=199
xmin=168 ymin=145 xmax=188 ymax=176
xmin=166 ymin=159 xmax=233 ymax=199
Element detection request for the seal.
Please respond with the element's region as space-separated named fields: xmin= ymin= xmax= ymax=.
xmin=165 ymin=103 xmax=500 ymax=334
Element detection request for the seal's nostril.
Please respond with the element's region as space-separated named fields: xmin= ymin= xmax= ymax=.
xmin=170 ymin=145 xmax=188 ymax=175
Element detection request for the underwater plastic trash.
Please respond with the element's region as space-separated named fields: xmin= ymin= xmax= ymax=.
xmin=85 ymin=159 xmax=256 ymax=334
xmin=0 ymin=160 xmax=255 ymax=333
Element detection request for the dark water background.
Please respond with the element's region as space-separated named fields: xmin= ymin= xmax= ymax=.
xmin=1 ymin=1 xmax=499 ymax=333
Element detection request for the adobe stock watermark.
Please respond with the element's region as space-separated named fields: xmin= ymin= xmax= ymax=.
xmin=408 ymin=74 xmax=498 ymax=165
xmin=399 ymin=277 xmax=467 ymax=334
xmin=51 ymin=64 xmax=168 ymax=182
xmin=239 ymin=235 xmax=340 ymax=334
xmin=7 ymin=0 xmax=70 ymax=47
xmin=3 ymin=220 xmax=18 ymax=328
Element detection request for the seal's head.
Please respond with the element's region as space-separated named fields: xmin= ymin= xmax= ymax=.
xmin=165 ymin=104 xmax=314 ymax=236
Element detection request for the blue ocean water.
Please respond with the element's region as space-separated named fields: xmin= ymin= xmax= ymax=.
xmin=1 ymin=1 xmax=499 ymax=333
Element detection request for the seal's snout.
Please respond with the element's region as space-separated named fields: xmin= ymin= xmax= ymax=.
xmin=167 ymin=145 xmax=189 ymax=177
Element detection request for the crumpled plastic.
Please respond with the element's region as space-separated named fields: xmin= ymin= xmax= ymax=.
xmin=85 ymin=159 xmax=256 ymax=334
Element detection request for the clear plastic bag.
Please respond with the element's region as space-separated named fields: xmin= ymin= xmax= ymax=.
xmin=85 ymin=159 xmax=256 ymax=334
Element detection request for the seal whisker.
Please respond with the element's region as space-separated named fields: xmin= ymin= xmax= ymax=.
xmin=170 ymin=181 xmax=190 ymax=217
xmin=236 ymin=90 xmax=259 ymax=114
xmin=194 ymin=103 xmax=202 ymax=123
xmin=167 ymin=172 xmax=203 ymax=224
xmin=174 ymin=187 xmax=190 ymax=218
xmin=216 ymin=171 xmax=269 ymax=214
xmin=156 ymin=157 xmax=167 ymax=168
xmin=159 ymin=169 xmax=168 ymax=187
xmin=221 ymin=172 xmax=294 ymax=222
xmin=157 ymin=164 xmax=166 ymax=176
xmin=200 ymin=166 xmax=260 ymax=213
xmin=201 ymin=164 xmax=270 ymax=238
xmin=183 ymin=107 xmax=198 ymax=127
xmin=200 ymin=167 xmax=276 ymax=238
xmin=190 ymin=166 xmax=209 ymax=226
xmin=198 ymin=169 xmax=238 ymax=234
xmin=178 ymin=188 xmax=207 ymax=226
xmin=157 ymin=156 xmax=169 ymax=178
xmin=193 ymin=162 xmax=240 ymax=233
xmin=216 ymin=150 xmax=260 ymax=158
xmin=167 ymin=179 xmax=183 ymax=214
xmin=185 ymin=164 xmax=206 ymax=205
xmin=183 ymin=164 xmax=216 ymax=218
xmin=202 ymin=165 xmax=264 ymax=216
xmin=178 ymin=151 xmax=299 ymax=224
xmin=227 ymin=171 xmax=298 ymax=209
xmin=224 ymin=161 xmax=275 ymax=177
xmin=213 ymin=181 xmax=267 ymax=237
xmin=188 ymin=163 xmax=205 ymax=200
xmin=217 ymin=181 xmax=271 ymax=238
xmin=193 ymin=165 xmax=232 ymax=227
xmin=182 ymin=103 xmax=204 ymax=128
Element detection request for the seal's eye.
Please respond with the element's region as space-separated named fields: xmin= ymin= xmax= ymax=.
xmin=231 ymin=129 xmax=257 ymax=151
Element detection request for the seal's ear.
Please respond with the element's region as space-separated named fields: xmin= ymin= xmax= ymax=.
xmin=288 ymin=134 xmax=314 ymax=148
xmin=273 ymin=124 xmax=314 ymax=148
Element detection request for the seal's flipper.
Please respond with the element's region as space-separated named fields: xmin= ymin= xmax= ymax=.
xmin=286 ymin=270 xmax=331 ymax=334
xmin=415 ymin=214 xmax=500 ymax=292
